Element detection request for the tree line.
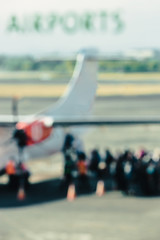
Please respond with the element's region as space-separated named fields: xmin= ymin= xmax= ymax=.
xmin=0 ymin=56 xmax=160 ymax=73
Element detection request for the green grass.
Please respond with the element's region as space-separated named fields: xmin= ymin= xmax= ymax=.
xmin=0 ymin=71 xmax=71 ymax=80
xmin=1 ymin=83 xmax=160 ymax=98
xmin=0 ymin=71 xmax=160 ymax=81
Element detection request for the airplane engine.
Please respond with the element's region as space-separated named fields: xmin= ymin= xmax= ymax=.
xmin=14 ymin=120 xmax=53 ymax=147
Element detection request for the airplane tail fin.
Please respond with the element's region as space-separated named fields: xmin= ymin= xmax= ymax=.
xmin=42 ymin=51 xmax=97 ymax=118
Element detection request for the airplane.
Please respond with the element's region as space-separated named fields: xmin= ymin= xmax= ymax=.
xmin=0 ymin=51 xmax=98 ymax=172
xmin=1 ymin=50 xmax=160 ymax=189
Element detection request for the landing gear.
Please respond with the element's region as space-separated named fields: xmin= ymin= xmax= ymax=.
xmin=8 ymin=171 xmax=30 ymax=189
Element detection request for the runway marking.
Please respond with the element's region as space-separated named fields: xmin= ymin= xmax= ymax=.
xmin=1 ymin=84 xmax=160 ymax=97
xmin=25 ymin=231 xmax=92 ymax=240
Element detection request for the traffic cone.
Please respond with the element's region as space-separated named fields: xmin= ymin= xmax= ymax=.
xmin=96 ymin=180 xmax=105 ymax=197
xmin=67 ymin=184 xmax=76 ymax=201
xmin=17 ymin=187 xmax=26 ymax=201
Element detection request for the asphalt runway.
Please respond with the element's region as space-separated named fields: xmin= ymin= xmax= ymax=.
xmin=1 ymin=95 xmax=160 ymax=240
xmin=1 ymin=79 xmax=160 ymax=85
xmin=1 ymin=190 xmax=160 ymax=240
xmin=2 ymin=94 xmax=160 ymax=116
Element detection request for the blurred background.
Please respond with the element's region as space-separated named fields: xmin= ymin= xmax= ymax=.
xmin=1 ymin=1 xmax=160 ymax=240
xmin=1 ymin=0 xmax=160 ymax=150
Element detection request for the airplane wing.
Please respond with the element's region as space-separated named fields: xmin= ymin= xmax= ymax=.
xmin=52 ymin=116 xmax=160 ymax=126
xmin=1 ymin=115 xmax=160 ymax=127
xmin=0 ymin=115 xmax=33 ymax=127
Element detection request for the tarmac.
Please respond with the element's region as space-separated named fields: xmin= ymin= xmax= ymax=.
xmin=1 ymin=189 xmax=160 ymax=240
xmin=1 ymin=95 xmax=160 ymax=239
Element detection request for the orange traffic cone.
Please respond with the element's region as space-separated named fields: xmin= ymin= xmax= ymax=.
xmin=17 ymin=187 xmax=26 ymax=201
xmin=67 ymin=184 xmax=76 ymax=201
xmin=96 ymin=180 xmax=105 ymax=197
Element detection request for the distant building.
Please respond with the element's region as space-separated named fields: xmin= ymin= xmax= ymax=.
xmin=123 ymin=49 xmax=160 ymax=60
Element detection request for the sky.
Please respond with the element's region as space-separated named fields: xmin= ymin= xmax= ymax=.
xmin=0 ymin=0 xmax=160 ymax=55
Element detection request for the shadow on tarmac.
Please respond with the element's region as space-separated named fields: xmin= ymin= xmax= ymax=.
xmin=1 ymin=177 xmax=159 ymax=208
xmin=0 ymin=177 xmax=97 ymax=208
